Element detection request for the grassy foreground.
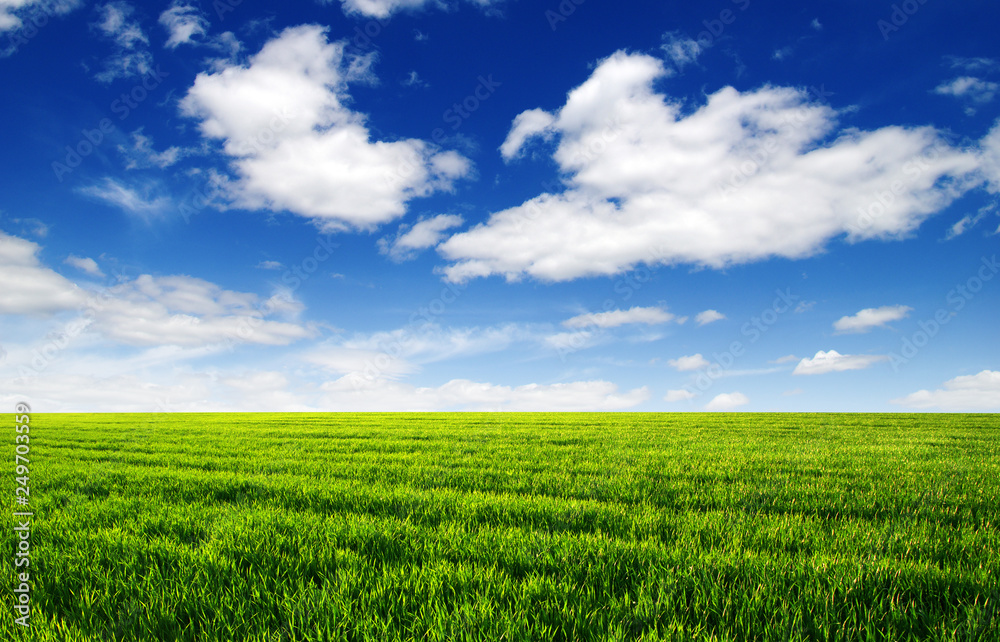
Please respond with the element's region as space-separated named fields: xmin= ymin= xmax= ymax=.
xmin=2 ymin=412 xmax=999 ymax=641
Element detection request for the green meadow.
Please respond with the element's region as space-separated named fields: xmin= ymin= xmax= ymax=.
xmin=3 ymin=413 xmax=999 ymax=641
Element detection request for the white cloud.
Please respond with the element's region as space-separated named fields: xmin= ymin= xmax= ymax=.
xmin=934 ymin=77 xmax=998 ymax=104
xmin=891 ymin=370 xmax=1000 ymax=411
xmin=78 ymin=178 xmax=169 ymax=218
xmin=668 ymin=353 xmax=710 ymax=372
xmin=982 ymin=121 xmax=1000 ymax=193
xmin=705 ymin=391 xmax=749 ymax=411
xmin=664 ymin=388 xmax=694 ymax=402
xmin=180 ymin=25 xmax=472 ymax=230
xmin=793 ymin=350 xmax=886 ymax=375
xmin=91 ymin=1 xmax=152 ymax=82
xmin=256 ymin=260 xmax=283 ymax=270
xmin=500 ymin=108 xmax=556 ymax=161
xmin=0 ymin=230 xmax=83 ymax=314
xmin=811 ymin=18 xmax=822 ymax=31
xmin=320 ymin=376 xmax=649 ymax=411
xmin=695 ymin=309 xmax=725 ymax=325
xmin=336 ymin=0 xmax=503 ymax=19
xmin=562 ymin=306 xmax=674 ymax=330
xmin=770 ymin=354 xmax=798 ymax=364
xmin=438 ymin=51 xmax=983 ymax=283
xmin=158 ymin=1 xmax=207 ymax=48
xmin=64 ymin=255 xmax=104 ymax=277
xmin=378 ymin=214 xmax=464 ymax=262
xmin=833 ymin=304 xmax=912 ymax=334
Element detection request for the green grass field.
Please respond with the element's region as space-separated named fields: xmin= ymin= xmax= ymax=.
xmin=3 ymin=413 xmax=999 ymax=641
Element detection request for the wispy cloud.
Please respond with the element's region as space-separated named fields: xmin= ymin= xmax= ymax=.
xmin=891 ymin=370 xmax=1000 ymax=411
xmin=118 ymin=129 xmax=190 ymax=169
xmin=401 ymin=70 xmax=428 ymax=88
xmin=562 ymin=306 xmax=675 ymax=330
xmin=91 ymin=1 xmax=152 ymax=83
xmin=695 ymin=309 xmax=725 ymax=326
xmin=0 ymin=0 xmax=80 ymax=34
xmin=945 ymin=203 xmax=996 ymax=239
xmin=793 ymin=350 xmax=887 ymax=375
xmin=320 ymin=376 xmax=649 ymax=411
xmin=934 ymin=76 xmax=998 ymax=108
xmin=158 ymin=1 xmax=207 ymax=49
xmin=378 ymin=214 xmax=464 ymax=262
xmin=665 ymin=389 xmax=695 ymax=402
xmin=2 ymin=216 xmax=48 ymax=238
xmin=88 ymin=274 xmax=313 ymax=347
xmin=833 ymin=305 xmax=911 ymax=334
xmin=947 ymin=56 xmax=998 ymax=72
xmin=309 ymin=323 xmax=534 ymax=383
xmin=336 ymin=0 xmax=505 ymax=19
xmin=660 ymin=31 xmax=703 ymax=70
xmin=64 ymin=255 xmax=104 ymax=277
xmin=78 ymin=178 xmax=169 ymax=218
xmin=772 ymin=46 xmax=793 ymax=61
xmin=668 ymin=353 xmax=710 ymax=372
xmin=705 ymin=391 xmax=749 ymax=411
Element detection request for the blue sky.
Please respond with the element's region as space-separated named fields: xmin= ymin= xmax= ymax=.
xmin=1 ymin=0 xmax=998 ymax=411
